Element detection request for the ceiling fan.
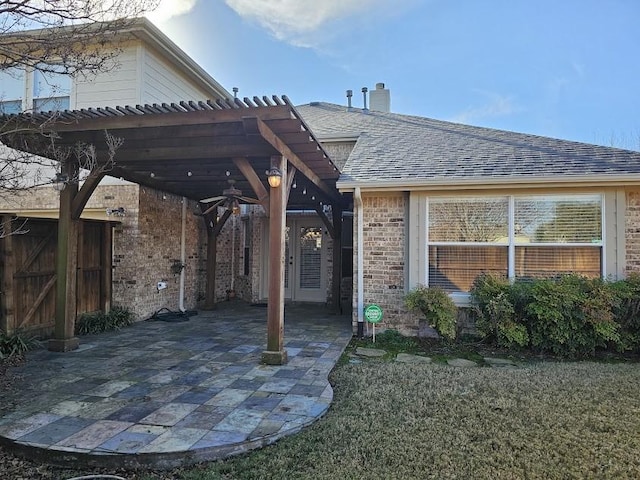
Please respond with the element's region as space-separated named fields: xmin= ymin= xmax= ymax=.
xmin=199 ymin=179 xmax=260 ymax=216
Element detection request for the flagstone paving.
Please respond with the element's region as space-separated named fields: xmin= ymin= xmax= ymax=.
xmin=0 ymin=303 xmax=352 ymax=469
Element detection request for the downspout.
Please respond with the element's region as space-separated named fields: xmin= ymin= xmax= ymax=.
xmin=354 ymin=187 xmax=364 ymax=337
xmin=178 ymin=197 xmax=187 ymax=312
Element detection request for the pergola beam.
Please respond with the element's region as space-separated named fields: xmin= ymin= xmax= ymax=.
xmin=232 ymin=157 xmax=270 ymax=215
xmin=242 ymin=116 xmax=340 ymax=203
xmin=71 ymin=169 xmax=106 ymax=219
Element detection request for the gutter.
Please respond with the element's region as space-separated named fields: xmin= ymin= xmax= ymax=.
xmin=354 ymin=187 xmax=364 ymax=337
xmin=337 ymin=174 xmax=640 ymax=192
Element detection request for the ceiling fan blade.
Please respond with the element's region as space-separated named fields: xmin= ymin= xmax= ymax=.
xmin=237 ymin=195 xmax=261 ymax=204
xmin=200 ymin=195 xmax=225 ymax=203
xmin=201 ymin=199 xmax=226 ymax=215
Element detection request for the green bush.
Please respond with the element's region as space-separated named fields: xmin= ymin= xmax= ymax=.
xmin=471 ymin=274 xmax=629 ymax=357
xmin=0 ymin=330 xmax=39 ymax=358
xmin=405 ymin=285 xmax=457 ymax=340
xmin=608 ymin=273 xmax=640 ymax=352
xmin=470 ymin=274 xmax=529 ymax=348
xmin=526 ymin=276 xmax=619 ymax=357
xmin=75 ymin=306 xmax=134 ymax=335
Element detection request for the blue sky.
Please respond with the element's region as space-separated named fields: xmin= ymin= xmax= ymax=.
xmin=150 ymin=0 xmax=640 ymax=149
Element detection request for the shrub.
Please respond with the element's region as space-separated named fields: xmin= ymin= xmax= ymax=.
xmin=471 ymin=274 xmax=626 ymax=357
xmin=75 ymin=306 xmax=134 ymax=335
xmin=471 ymin=274 xmax=529 ymax=348
xmin=405 ymin=285 xmax=457 ymax=340
xmin=608 ymin=273 xmax=640 ymax=352
xmin=0 ymin=330 xmax=39 ymax=358
xmin=526 ymin=275 xmax=619 ymax=357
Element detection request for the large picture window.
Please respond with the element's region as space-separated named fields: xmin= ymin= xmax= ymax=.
xmin=427 ymin=194 xmax=603 ymax=292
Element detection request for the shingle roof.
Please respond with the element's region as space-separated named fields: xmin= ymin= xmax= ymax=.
xmin=295 ymin=102 xmax=640 ymax=187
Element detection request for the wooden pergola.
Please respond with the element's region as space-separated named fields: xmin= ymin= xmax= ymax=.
xmin=1 ymin=96 xmax=344 ymax=365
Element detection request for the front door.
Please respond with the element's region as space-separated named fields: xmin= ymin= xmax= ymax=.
xmin=283 ymin=218 xmax=327 ymax=302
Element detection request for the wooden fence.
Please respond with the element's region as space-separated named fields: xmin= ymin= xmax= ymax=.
xmin=1 ymin=216 xmax=112 ymax=337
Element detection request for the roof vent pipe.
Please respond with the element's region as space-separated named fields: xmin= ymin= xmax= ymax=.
xmin=362 ymin=87 xmax=368 ymax=111
xmin=232 ymin=87 xmax=239 ymax=99
xmin=346 ymin=89 xmax=353 ymax=110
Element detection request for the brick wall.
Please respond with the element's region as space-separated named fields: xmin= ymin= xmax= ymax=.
xmin=117 ymin=188 xmax=207 ymax=319
xmin=0 ymin=183 xmax=215 ymax=321
xmin=626 ymin=189 xmax=640 ymax=274
xmin=354 ymin=193 xmax=414 ymax=332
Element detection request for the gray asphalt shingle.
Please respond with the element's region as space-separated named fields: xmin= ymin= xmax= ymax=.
xmin=296 ymin=102 xmax=640 ymax=184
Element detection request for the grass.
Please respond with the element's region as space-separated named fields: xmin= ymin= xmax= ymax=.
xmin=4 ymin=337 xmax=640 ymax=479
xmin=169 ymin=356 xmax=640 ymax=479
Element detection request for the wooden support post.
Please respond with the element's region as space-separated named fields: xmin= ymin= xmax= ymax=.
xmin=1 ymin=215 xmax=15 ymax=334
xmin=204 ymin=226 xmax=218 ymax=310
xmin=50 ymin=160 xmax=80 ymax=352
xmin=262 ymin=155 xmax=288 ymax=365
xmin=331 ymin=205 xmax=343 ymax=314
xmin=203 ymin=209 xmax=232 ymax=310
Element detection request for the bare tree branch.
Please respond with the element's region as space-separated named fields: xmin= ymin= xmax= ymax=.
xmin=0 ymin=1 xmax=160 ymax=75
xmin=0 ymin=3 xmax=160 ymax=236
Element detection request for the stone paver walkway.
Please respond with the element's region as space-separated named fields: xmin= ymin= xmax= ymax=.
xmin=0 ymin=303 xmax=352 ymax=469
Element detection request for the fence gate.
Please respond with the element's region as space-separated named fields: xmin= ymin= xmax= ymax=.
xmin=1 ymin=216 xmax=112 ymax=336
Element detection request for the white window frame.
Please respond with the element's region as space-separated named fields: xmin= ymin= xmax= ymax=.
xmin=0 ymin=65 xmax=73 ymax=114
xmin=425 ymin=193 xmax=604 ymax=303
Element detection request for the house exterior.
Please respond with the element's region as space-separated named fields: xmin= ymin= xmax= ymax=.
xmin=4 ymin=16 xmax=640 ymax=345
xmin=0 ymin=18 xmax=237 ymax=331
xmin=296 ymin=90 xmax=640 ymax=334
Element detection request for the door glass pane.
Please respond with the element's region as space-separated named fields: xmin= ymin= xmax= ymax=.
xmin=299 ymin=227 xmax=322 ymax=289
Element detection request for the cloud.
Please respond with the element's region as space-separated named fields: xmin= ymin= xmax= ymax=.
xmin=451 ymin=91 xmax=519 ymax=124
xmin=223 ymin=0 xmax=390 ymax=47
xmin=146 ymin=0 xmax=199 ymax=23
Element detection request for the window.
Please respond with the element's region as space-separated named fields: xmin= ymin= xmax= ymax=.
xmin=426 ymin=194 xmax=603 ymax=292
xmin=33 ymin=67 xmax=71 ymax=112
xmin=0 ymin=66 xmax=71 ymax=114
xmin=0 ymin=68 xmax=25 ymax=114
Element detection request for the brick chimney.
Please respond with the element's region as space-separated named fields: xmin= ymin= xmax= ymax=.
xmin=369 ymin=82 xmax=390 ymax=112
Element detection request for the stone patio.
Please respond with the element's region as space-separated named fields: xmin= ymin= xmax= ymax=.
xmin=0 ymin=302 xmax=353 ymax=469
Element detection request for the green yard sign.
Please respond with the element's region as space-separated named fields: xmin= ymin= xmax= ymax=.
xmin=365 ymin=304 xmax=383 ymax=324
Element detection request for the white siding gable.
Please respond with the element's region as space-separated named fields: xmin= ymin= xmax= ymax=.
xmin=140 ymin=46 xmax=213 ymax=104
xmin=74 ymin=42 xmax=140 ymax=109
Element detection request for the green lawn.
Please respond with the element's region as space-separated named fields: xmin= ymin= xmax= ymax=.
xmin=170 ymin=358 xmax=640 ymax=480
xmin=3 ymin=348 xmax=640 ymax=479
